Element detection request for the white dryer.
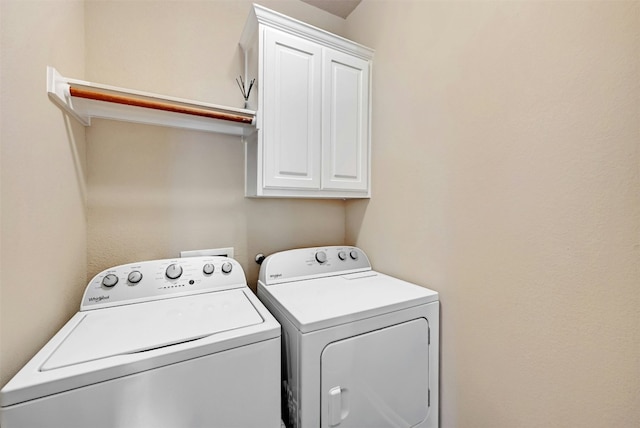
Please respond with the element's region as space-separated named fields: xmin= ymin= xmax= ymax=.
xmin=257 ymin=246 xmax=439 ymax=428
xmin=1 ymin=256 xmax=281 ymax=428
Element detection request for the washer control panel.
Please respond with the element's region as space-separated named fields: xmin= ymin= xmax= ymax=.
xmin=259 ymin=246 xmax=371 ymax=285
xmin=81 ymin=256 xmax=245 ymax=310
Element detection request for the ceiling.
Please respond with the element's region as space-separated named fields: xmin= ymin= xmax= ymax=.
xmin=300 ymin=0 xmax=362 ymax=19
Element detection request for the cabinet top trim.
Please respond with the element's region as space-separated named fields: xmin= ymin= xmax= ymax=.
xmin=240 ymin=3 xmax=374 ymax=60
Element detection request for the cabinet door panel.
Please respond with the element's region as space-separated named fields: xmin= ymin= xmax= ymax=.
xmin=322 ymin=50 xmax=369 ymax=191
xmin=263 ymin=28 xmax=322 ymax=189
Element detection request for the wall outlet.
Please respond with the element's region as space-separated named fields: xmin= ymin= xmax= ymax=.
xmin=180 ymin=247 xmax=235 ymax=259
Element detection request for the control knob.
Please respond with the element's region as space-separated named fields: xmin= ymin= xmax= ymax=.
xmin=165 ymin=263 xmax=183 ymax=279
xmin=127 ymin=271 xmax=143 ymax=284
xmin=221 ymin=262 xmax=233 ymax=274
xmin=102 ymin=274 xmax=118 ymax=288
xmin=338 ymin=251 xmax=347 ymax=261
xmin=350 ymin=250 xmax=359 ymax=260
xmin=315 ymin=251 xmax=327 ymax=264
xmin=203 ymin=263 xmax=215 ymax=275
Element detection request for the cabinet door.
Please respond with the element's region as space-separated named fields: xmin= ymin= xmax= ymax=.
xmin=320 ymin=319 xmax=430 ymax=427
xmin=263 ymin=28 xmax=322 ymax=190
xmin=322 ymin=49 xmax=370 ymax=192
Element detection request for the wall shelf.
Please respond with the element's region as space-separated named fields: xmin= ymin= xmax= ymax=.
xmin=47 ymin=67 xmax=256 ymax=137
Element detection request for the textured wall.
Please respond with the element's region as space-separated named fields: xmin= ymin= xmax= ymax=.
xmin=84 ymin=0 xmax=348 ymax=288
xmin=346 ymin=1 xmax=639 ymax=427
xmin=0 ymin=0 xmax=87 ymax=387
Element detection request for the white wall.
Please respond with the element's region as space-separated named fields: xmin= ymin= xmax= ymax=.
xmin=0 ymin=0 xmax=87 ymax=387
xmin=346 ymin=1 xmax=639 ymax=427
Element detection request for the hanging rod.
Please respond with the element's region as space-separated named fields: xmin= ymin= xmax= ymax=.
xmin=68 ymin=86 xmax=254 ymax=124
xmin=47 ymin=66 xmax=256 ymax=137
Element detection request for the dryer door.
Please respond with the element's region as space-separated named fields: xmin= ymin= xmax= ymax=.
xmin=320 ymin=318 xmax=430 ymax=428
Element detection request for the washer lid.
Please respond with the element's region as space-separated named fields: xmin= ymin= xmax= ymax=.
xmin=43 ymin=288 xmax=263 ymax=370
xmin=1 ymin=288 xmax=280 ymax=408
xmin=261 ymin=271 xmax=438 ymax=333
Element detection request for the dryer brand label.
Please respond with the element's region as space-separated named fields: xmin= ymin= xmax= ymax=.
xmin=269 ymin=273 xmax=282 ymax=279
xmin=88 ymin=295 xmax=110 ymax=303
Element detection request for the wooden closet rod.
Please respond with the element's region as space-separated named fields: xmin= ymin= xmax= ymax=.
xmin=69 ymin=86 xmax=254 ymax=124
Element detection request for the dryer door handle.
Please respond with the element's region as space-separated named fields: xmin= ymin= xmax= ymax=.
xmin=328 ymin=386 xmax=349 ymax=426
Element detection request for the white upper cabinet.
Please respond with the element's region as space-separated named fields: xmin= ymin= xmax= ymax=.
xmin=240 ymin=5 xmax=374 ymax=198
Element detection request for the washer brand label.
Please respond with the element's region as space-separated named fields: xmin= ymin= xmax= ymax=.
xmin=269 ymin=273 xmax=282 ymax=279
xmin=88 ymin=295 xmax=110 ymax=303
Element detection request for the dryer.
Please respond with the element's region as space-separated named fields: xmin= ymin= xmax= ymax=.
xmin=257 ymin=246 xmax=439 ymax=428
xmin=1 ymin=256 xmax=281 ymax=428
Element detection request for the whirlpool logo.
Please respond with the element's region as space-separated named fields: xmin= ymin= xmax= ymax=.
xmin=269 ymin=273 xmax=283 ymax=279
xmin=88 ymin=295 xmax=110 ymax=303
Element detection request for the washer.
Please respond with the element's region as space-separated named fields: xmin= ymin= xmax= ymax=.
xmin=257 ymin=246 xmax=439 ymax=428
xmin=1 ymin=256 xmax=281 ymax=428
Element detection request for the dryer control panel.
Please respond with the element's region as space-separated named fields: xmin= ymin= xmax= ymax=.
xmin=81 ymin=256 xmax=246 ymax=310
xmin=259 ymin=246 xmax=371 ymax=285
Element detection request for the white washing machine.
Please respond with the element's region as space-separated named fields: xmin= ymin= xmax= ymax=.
xmin=1 ymin=256 xmax=281 ymax=428
xmin=257 ymin=246 xmax=439 ymax=428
